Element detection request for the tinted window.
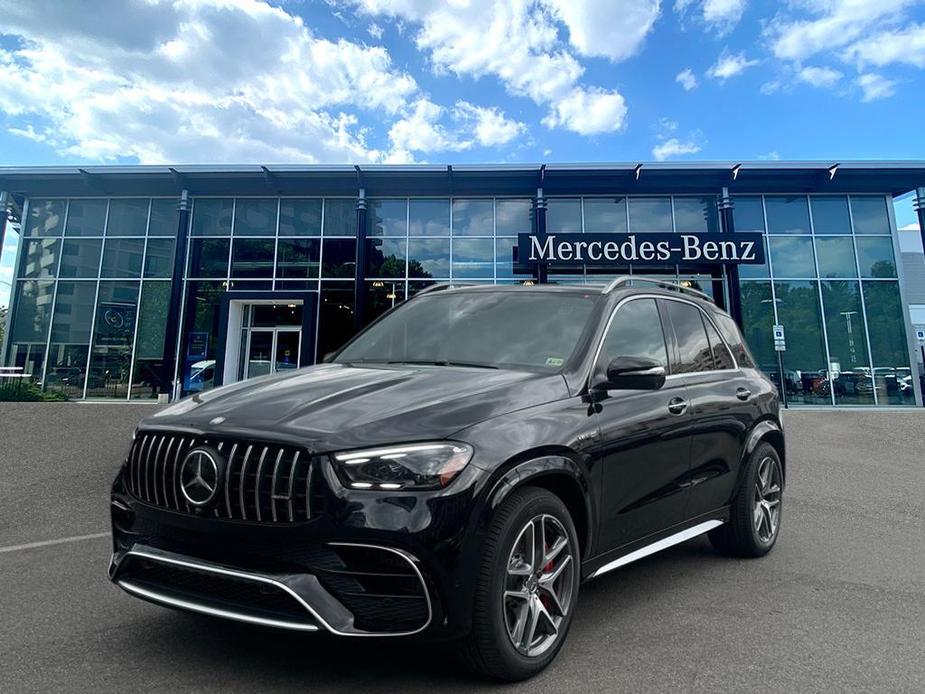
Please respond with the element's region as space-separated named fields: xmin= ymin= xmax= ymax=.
xmin=732 ymin=196 xmax=764 ymax=232
xmin=598 ymin=299 xmax=668 ymax=372
xmin=629 ymin=197 xmax=672 ymax=231
xmin=24 ymin=199 xmax=67 ymax=237
xmin=65 ymin=199 xmax=107 ymax=237
xmin=336 ymin=291 xmax=599 ymax=372
xmin=547 ymin=198 xmax=581 ymax=232
xmin=583 ymin=197 xmax=627 ymax=232
xmin=765 ymin=196 xmax=810 ymax=235
xmin=322 ymin=199 xmax=356 ymax=236
xmin=704 ymin=317 xmax=734 ymax=369
xmin=191 ymin=199 xmax=233 ymax=236
xmin=101 ymin=238 xmax=144 ymax=277
xmin=810 ymin=196 xmax=851 ymax=234
xmin=279 ymin=199 xmax=322 ymax=236
xmin=367 ymin=199 xmax=407 ymax=236
xmin=713 ymin=312 xmax=754 ymax=368
xmin=233 ymin=198 xmax=277 ymax=236
xmin=666 ymin=301 xmax=713 ymax=373
xmin=674 ymin=197 xmax=719 ymax=233
xmin=409 ymin=199 xmax=450 ymax=236
xmin=452 ymin=199 xmax=493 ymax=236
xmin=850 ymin=196 xmax=891 ymax=235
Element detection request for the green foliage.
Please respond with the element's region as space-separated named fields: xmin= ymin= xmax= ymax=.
xmin=0 ymin=377 xmax=69 ymax=402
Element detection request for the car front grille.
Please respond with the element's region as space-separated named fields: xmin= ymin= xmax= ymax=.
xmin=125 ymin=432 xmax=313 ymax=523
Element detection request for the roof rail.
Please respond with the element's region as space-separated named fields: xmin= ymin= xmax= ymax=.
xmin=603 ymin=276 xmax=713 ymax=302
xmin=411 ymin=282 xmax=478 ymax=298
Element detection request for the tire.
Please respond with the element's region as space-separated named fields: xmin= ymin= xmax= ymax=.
xmin=709 ymin=442 xmax=784 ymax=558
xmin=461 ymin=486 xmax=580 ymax=681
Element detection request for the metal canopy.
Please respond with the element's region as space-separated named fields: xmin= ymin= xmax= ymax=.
xmin=0 ymin=161 xmax=922 ymax=197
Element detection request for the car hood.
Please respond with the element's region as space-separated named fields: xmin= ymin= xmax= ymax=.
xmin=144 ymin=363 xmax=569 ymax=452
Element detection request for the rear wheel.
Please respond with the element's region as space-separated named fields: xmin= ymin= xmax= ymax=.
xmin=462 ymin=487 xmax=580 ymax=681
xmin=709 ymin=442 xmax=783 ymax=557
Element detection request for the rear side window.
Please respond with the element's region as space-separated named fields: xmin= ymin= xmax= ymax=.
xmin=704 ymin=317 xmax=735 ymax=370
xmin=714 ymin=313 xmax=756 ymax=368
xmin=598 ymin=298 xmax=669 ymax=373
xmin=665 ymin=301 xmax=713 ymax=373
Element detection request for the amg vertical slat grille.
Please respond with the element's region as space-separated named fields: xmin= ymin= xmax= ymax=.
xmin=126 ymin=433 xmax=313 ymax=524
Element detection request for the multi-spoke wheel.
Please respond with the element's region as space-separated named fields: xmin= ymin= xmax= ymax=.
xmin=709 ymin=441 xmax=784 ymax=557
xmin=503 ymin=514 xmax=575 ymax=657
xmin=462 ymin=487 xmax=579 ymax=681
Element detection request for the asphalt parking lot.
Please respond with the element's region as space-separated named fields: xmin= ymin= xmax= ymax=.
xmin=2 ymin=403 xmax=925 ymax=693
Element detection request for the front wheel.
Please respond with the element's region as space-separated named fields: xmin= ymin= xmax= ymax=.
xmin=462 ymin=487 xmax=580 ymax=681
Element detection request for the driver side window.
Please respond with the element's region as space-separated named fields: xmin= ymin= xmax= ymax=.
xmin=597 ymin=299 xmax=669 ymax=377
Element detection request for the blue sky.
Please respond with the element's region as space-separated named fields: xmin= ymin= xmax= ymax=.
xmin=1 ymin=0 xmax=925 ymax=306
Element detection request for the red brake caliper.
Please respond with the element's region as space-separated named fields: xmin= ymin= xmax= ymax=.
xmin=540 ymin=542 xmax=554 ymax=610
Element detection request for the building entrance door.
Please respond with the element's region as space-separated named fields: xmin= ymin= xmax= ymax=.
xmin=238 ymin=303 xmax=304 ymax=381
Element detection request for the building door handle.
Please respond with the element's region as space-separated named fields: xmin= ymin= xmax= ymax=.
xmin=667 ymin=397 xmax=688 ymax=415
xmin=736 ymin=388 xmax=752 ymax=401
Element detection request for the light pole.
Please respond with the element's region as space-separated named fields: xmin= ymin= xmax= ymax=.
xmin=840 ymin=310 xmax=858 ymax=365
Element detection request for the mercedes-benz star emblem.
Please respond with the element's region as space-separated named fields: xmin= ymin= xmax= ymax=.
xmin=179 ymin=448 xmax=221 ymax=507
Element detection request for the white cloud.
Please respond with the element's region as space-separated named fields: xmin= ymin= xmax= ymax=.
xmin=652 ymin=137 xmax=701 ymax=161
xmin=900 ymin=223 xmax=919 ymax=231
xmin=844 ymin=23 xmax=925 ymax=69
xmin=856 ymin=72 xmax=897 ymax=101
xmin=387 ymin=98 xmax=468 ymax=153
xmin=796 ymin=65 xmax=843 ymax=88
xmin=676 ymin=67 xmax=698 ymax=91
xmin=758 ymin=150 xmax=781 ymax=160
xmin=348 ymin=0 xmax=651 ymax=134
xmin=0 ymin=0 xmax=431 ymax=163
xmin=707 ymin=49 xmax=758 ymax=80
xmin=454 ymin=102 xmax=526 ymax=147
xmin=367 ymin=22 xmax=384 ymax=40
xmin=675 ymin=0 xmax=746 ymax=34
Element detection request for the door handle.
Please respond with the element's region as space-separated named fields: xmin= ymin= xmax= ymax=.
xmin=736 ymin=388 xmax=752 ymax=401
xmin=667 ymin=397 xmax=688 ymax=415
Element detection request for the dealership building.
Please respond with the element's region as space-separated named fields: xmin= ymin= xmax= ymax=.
xmin=1 ymin=162 xmax=924 ymax=407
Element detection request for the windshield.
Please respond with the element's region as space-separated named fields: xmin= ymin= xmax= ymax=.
xmin=335 ymin=290 xmax=600 ymax=371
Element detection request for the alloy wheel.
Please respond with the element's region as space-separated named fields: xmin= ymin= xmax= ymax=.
xmin=503 ymin=514 xmax=575 ymax=657
xmin=753 ymin=456 xmax=782 ymax=543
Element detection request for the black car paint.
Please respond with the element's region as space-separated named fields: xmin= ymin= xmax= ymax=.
xmin=110 ymin=285 xmax=783 ymax=641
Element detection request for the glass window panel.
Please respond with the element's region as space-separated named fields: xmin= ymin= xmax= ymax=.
xmin=18 ymin=239 xmax=60 ymax=279
xmin=821 ymin=281 xmax=873 ymax=405
xmin=855 ymin=237 xmax=896 ymax=277
xmin=774 ymin=280 xmax=830 ymax=405
xmin=101 ymin=238 xmax=144 ymax=278
xmin=738 ymin=237 xmax=770 ymax=278
xmin=6 ymin=280 xmax=54 ymax=379
xmin=106 ymin=199 xmax=149 ymax=236
xmin=64 ymin=199 xmax=107 ymax=237
xmin=46 ymin=281 xmax=96 ymax=398
xmin=815 ymin=237 xmax=857 ymax=278
xmin=367 ymin=199 xmax=407 ymax=236
xmin=190 ymin=198 xmax=233 ymax=236
xmin=180 ymin=281 xmax=223 ymax=395
xmin=144 ymin=238 xmax=175 ymax=278
xmin=59 ymin=238 xmax=102 ymax=278
xmin=765 ymin=196 xmax=810 ymax=235
xmin=862 ymin=281 xmax=913 ymax=405
xmin=233 ymin=198 xmax=277 ymax=236
xmin=24 ymin=199 xmax=66 ymax=237
xmin=148 ymin=199 xmax=179 ymax=236
xmin=323 ymin=199 xmax=357 ymax=236
xmin=318 ymin=281 xmax=355 ymax=359
xmin=130 ymin=282 xmax=170 ymax=399
xmin=276 ymin=280 xmax=319 ymax=291
xmin=86 ymin=281 xmax=140 ymax=398
xmin=231 ymin=238 xmax=275 ymax=278
xmin=581 ymin=197 xmax=627 ymax=233
xmin=276 ymin=238 xmax=320 ymax=278
xmin=673 ymin=197 xmax=719 ymax=233
xmin=851 ymin=196 xmax=891 ymax=235
xmin=496 ymin=199 xmax=533 ymax=235
xmin=547 ymin=198 xmax=582 ymax=232
xmin=363 ymin=281 xmax=406 ymax=327
xmin=495 ymin=237 xmax=518 ymax=279
xmin=366 ymin=238 xmax=407 ymax=277
xmin=732 ymin=196 xmax=765 ymax=232
xmin=769 ymin=236 xmax=816 ymax=277
xmin=629 ymin=197 xmax=672 ymax=232
xmin=598 ymin=299 xmax=668 ymax=370
xmin=739 ymin=280 xmax=778 ymax=384
xmin=321 ymin=238 xmax=357 ymax=277
xmin=665 ymin=301 xmax=713 ymax=373
xmin=408 ymin=238 xmax=450 ymax=279
xmin=279 ymin=198 xmax=322 ymax=236
xmin=187 ymin=238 xmax=229 ymax=277
xmin=452 ymin=199 xmax=493 ymax=236
xmin=452 ymin=238 xmax=493 ymax=278
xmin=704 ymin=317 xmax=735 ymax=370
xmin=810 ymin=196 xmax=851 ymax=234
xmin=227 ymin=279 xmax=272 ymax=291
xmin=409 ymin=199 xmax=450 ymax=236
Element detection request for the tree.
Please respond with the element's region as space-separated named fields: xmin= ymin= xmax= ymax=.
xmin=0 ymin=304 xmax=6 ymax=350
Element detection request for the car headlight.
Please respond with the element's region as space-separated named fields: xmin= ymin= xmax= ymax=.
xmin=331 ymin=442 xmax=474 ymax=491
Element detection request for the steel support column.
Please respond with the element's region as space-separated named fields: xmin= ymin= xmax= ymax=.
xmin=534 ymin=187 xmax=548 ymax=284
xmin=915 ymin=187 xmax=925 ymax=262
xmin=353 ymin=188 xmax=368 ymax=330
xmin=719 ymin=188 xmax=743 ymax=326
xmin=160 ymin=190 xmax=190 ymax=399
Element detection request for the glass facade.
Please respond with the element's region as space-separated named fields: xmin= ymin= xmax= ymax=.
xmin=3 ymin=190 xmax=917 ymax=407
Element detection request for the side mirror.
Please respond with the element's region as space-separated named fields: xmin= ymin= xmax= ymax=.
xmin=597 ymin=356 xmax=666 ymax=391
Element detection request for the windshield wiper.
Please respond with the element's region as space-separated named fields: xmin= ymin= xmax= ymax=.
xmin=386 ymin=360 xmax=499 ymax=369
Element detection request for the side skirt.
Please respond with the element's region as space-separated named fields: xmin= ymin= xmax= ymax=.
xmin=584 ymin=513 xmax=726 ymax=581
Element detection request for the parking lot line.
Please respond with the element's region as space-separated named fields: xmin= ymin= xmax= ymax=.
xmin=0 ymin=531 xmax=110 ymax=554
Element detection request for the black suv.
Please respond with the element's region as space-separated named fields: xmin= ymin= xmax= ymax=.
xmin=109 ymin=279 xmax=784 ymax=681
